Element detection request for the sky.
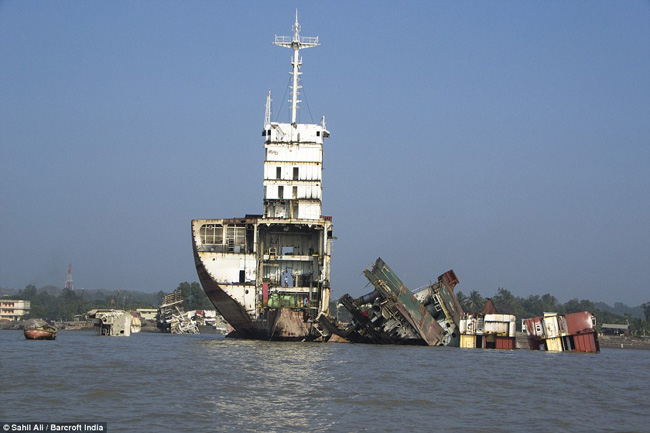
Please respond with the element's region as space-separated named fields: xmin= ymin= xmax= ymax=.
xmin=1 ymin=1 xmax=649 ymax=306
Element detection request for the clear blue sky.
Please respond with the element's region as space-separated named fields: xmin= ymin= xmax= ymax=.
xmin=1 ymin=1 xmax=649 ymax=306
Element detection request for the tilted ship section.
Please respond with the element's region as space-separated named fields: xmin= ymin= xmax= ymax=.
xmin=192 ymin=13 xmax=332 ymax=340
xmin=317 ymin=258 xmax=464 ymax=346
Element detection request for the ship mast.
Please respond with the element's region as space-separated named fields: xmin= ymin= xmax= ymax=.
xmin=274 ymin=10 xmax=319 ymax=125
xmin=264 ymin=89 xmax=272 ymax=126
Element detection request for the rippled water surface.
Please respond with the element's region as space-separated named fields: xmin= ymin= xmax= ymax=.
xmin=1 ymin=330 xmax=649 ymax=432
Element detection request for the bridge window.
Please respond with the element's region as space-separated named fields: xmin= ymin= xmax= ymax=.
xmin=200 ymin=224 xmax=223 ymax=245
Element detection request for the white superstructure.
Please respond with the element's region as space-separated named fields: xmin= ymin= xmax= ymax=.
xmin=264 ymin=11 xmax=329 ymax=220
xmin=192 ymin=12 xmax=333 ymax=340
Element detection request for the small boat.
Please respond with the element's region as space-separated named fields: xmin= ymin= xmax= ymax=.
xmin=24 ymin=324 xmax=57 ymax=340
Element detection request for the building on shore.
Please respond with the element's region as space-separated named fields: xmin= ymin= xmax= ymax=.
xmin=0 ymin=299 xmax=31 ymax=321
xmin=601 ymin=323 xmax=630 ymax=336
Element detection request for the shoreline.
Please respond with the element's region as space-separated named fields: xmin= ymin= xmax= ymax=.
xmin=2 ymin=320 xmax=649 ymax=349
xmin=514 ymin=332 xmax=650 ymax=350
xmin=0 ymin=320 xmax=162 ymax=333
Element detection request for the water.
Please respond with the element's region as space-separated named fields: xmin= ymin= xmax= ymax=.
xmin=1 ymin=330 xmax=649 ymax=433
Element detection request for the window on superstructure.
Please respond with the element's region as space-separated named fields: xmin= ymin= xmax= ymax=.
xmin=276 ymin=167 xmax=281 ymax=179
xmin=293 ymin=167 xmax=299 ymax=180
xmin=292 ymin=186 xmax=297 ymax=199
xmin=200 ymin=224 xmax=223 ymax=245
xmin=278 ymin=186 xmax=284 ymax=199
xmin=226 ymin=225 xmax=246 ymax=252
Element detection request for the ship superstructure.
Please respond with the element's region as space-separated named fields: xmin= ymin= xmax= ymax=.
xmin=192 ymin=13 xmax=332 ymax=340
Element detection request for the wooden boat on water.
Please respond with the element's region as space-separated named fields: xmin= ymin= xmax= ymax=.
xmin=24 ymin=325 xmax=57 ymax=340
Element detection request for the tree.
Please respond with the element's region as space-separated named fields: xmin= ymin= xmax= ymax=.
xmin=643 ymin=302 xmax=650 ymax=322
xmin=629 ymin=317 xmax=649 ymax=337
xmin=456 ymin=291 xmax=468 ymax=311
xmin=541 ymin=294 xmax=561 ymax=314
xmin=467 ymin=290 xmax=485 ymax=313
xmin=521 ymin=295 xmax=542 ymax=318
xmin=177 ymin=282 xmax=213 ymax=310
xmin=493 ymin=288 xmax=515 ymax=315
xmin=564 ymin=298 xmax=582 ymax=314
xmin=17 ymin=284 xmax=38 ymax=301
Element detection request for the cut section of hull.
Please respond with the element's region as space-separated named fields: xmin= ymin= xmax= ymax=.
xmin=192 ymin=219 xmax=330 ymax=341
xmin=194 ymin=251 xmax=257 ymax=337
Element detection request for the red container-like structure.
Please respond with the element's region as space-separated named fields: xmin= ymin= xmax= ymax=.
xmin=524 ymin=311 xmax=599 ymax=353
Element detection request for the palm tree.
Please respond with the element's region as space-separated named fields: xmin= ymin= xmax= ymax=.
xmin=466 ymin=290 xmax=485 ymax=313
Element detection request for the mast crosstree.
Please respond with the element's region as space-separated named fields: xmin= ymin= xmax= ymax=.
xmin=274 ymin=10 xmax=319 ymax=125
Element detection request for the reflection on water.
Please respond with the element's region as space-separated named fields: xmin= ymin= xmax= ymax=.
xmin=1 ymin=331 xmax=649 ymax=432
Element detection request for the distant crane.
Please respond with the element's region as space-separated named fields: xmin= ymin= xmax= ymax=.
xmin=64 ymin=264 xmax=74 ymax=291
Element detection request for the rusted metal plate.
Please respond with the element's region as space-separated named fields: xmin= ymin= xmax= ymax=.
xmin=495 ymin=336 xmax=516 ymax=350
xmin=565 ymin=311 xmax=596 ymax=334
xmin=573 ymin=333 xmax=600 ymax=353
xmin=364 ymin=258 xmax=444 ymax=346
xmin=435 ymin=280 xmax=464 ymax=325
xmin=268 ymin=308 xmax=312 ymax=340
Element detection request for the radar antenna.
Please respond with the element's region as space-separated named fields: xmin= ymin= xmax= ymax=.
xmin=273 ymin=10 xmax=319 ymax=125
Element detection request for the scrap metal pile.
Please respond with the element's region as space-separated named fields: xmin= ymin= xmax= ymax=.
xmin=315 ymin=257 xmax=599 ymax=353
xmin=88 ymin=309 xmax=133 ymax=337
xmin=157 ymin=289 xmax=199 ymax=334
xmin=317 ymin=258 xmax=464 ymax=346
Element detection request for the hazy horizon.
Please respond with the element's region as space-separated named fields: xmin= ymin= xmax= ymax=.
xmin=1 ymin=2 xmax=649 ymax=306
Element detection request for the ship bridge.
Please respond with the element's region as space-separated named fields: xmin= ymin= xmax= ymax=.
xmin=262 ymin=10 xmax=330 ymax=221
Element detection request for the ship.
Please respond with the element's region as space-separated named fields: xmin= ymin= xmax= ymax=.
xmin=191 ymin=13 xmax=333 ymax=341
xmin=24 ymin=324 xmax=57 ymax=340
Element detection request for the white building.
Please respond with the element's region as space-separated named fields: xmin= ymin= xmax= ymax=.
xmin=0 ymin=299 xmax=31 ymax=321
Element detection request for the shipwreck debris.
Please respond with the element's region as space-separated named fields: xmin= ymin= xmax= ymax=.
xmin=524 ymin=311 xmax=600 ymax=353
xmin=318 ymin=258 xmax=463 ymax=346
xmin=157 ymin=289 xmax=199 ymax=334
xmin=458 ymin=298 xmax=517 ymax=350
xmin=460 ymin=313 xmax=517 ymax=350
xmin=88 ymin=309 xmax=133 ymax=337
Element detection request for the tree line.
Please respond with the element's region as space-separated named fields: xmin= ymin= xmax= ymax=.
xmin=9 ymin=282 xmax=213 ymax=321
xmin=456 ymin=287 xmax=650 ymax=336
xmin=7 ymin=283 xmax=650 ymax=336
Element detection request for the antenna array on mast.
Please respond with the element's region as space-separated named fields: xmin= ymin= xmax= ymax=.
xmin=273 ymin=10 xmax=319 ymax=124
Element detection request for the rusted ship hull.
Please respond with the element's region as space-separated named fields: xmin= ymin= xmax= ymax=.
xmin=24 ymin=328 xmax=57 ymax=340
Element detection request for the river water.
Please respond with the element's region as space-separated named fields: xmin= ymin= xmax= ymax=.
xmin=1 ymin=330 xmax=649 ymax=433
